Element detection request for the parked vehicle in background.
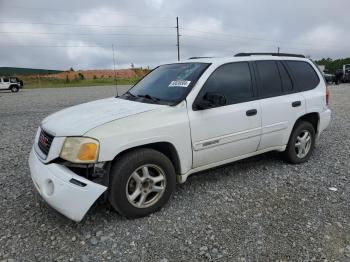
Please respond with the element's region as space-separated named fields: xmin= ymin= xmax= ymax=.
xmin=0 ymin=76 xmax=22 ymax=92
xmin=343 ymin=64 xmax=350 ymax=83
xmin=335 ymin=69 xmax=344 ymax=85
xmin=29 ymin=53 xmax=331 ymax=222
xmin=323 ymin=72 xmax=335 ymax=84
xmin=10 ymin=77 xmax=24 ymax=88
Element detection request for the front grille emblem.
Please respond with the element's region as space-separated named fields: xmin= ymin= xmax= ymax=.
xmin=39 ymin=132 xmax=49 ymax=148
xmin=37 ymin=129 xmax=54 ymax=156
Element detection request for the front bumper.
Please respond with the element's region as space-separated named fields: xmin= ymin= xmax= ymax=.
xmin=29 ymin=147 xmax=107 ymax=222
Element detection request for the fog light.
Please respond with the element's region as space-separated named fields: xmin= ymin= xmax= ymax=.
xmin=44 ymin=179 xmax=54 ymax=196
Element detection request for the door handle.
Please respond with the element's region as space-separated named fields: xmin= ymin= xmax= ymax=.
xmin=246 ymin=109 xmax=257 ymax=116
xmin=292 ymin=101 xmax=301 ymax=107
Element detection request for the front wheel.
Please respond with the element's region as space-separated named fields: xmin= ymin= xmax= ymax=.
xmin=108 ymin=148 xmax=176 ymax=218
xmin=284 ymin=121 xmax=315 ymax=164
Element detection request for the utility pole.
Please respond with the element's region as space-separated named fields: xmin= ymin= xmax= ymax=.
xmin=112 ymin=44 xmax=119 ymax=97
xmin=277 ymin=46 xmax=280 ymax=54
xmin=37 ymin=74 xmax=42 ymax=88
xmin=176 ymin=16 xmax=180 ymax=61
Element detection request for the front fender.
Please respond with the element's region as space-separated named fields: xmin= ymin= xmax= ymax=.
xmin=85 ymin=105 xmax=193 ymax=175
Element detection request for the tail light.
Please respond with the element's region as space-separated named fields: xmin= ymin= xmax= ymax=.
xmin=326 ymin=86 xmax=330 ymax=105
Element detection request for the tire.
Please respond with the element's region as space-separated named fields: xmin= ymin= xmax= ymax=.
xmin=10 ymin=85 xmax=19 ymax=93
xmin=284 ymin=121 xmax=316 ymax=164
xmin=108 ymin=148 xmax=176 ymax=218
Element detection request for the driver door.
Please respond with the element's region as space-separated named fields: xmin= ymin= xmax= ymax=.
xmin=188 ymin=62 xmax=262 ymax=168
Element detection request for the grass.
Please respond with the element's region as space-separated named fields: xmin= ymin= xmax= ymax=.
xmin=23 ymin=77 xmax=140 ymax=89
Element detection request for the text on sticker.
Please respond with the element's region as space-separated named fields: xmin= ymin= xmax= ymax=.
xmin=169 ymin=80 xmax=191 ymax=87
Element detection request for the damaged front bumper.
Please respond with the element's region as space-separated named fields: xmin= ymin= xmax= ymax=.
xmin=29 ymin=147 xmax=107 ymax=222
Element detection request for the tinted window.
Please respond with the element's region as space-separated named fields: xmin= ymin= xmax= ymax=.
xmin=125 ymin=63 xmax=209 ymax=105
xmin=198 ymin=62 xmax=253 ymax=106
xmin=285 ymin=61 xmax=320 ymax=91
xmin=277 ymin=61 xmax=293 ymax=93
xmin=3 ymin=77 xmax=9 ymax=82
xmin=256 ymin=60 xmax=283 ymax=97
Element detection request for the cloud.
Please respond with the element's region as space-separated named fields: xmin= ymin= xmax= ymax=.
xmin=145 ymin=0 xmax=163 ymax=10
xmin=0 ymin=0 xmax=349 ymax=70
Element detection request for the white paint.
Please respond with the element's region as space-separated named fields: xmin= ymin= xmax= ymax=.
xmin=258 ymin=92 xmax=306 ymax=150
xmin=29 ymin=55 xmax=332 ymax=221
xmin=178 ymin=145 xmax=286 ymax=183
xmin=85 ymin=100 xmax=193 ymax=174
xmin=29 ymin=147 xmax=107 ymax=221
xmin=41 ymin=97 xmax=163 ymax=136
xmin=0 ymin=77 xmax=20 ymax=90
xmin=188 ymin=100 xmax=261 ymax=168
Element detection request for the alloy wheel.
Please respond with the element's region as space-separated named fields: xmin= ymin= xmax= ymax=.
xmin=295 ymin=130 xmax=312 ymax=158
xmin=125 ymin=164 xmax=167 ymax=208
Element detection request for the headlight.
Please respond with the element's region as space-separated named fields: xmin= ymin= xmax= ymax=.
xmin=60 ymin=137 xmax=99 ymax=163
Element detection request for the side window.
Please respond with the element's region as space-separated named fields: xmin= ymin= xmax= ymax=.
xmin=198 ymin=62 xmax=253 ymax=106
xmin=285 ymin=61 xmax=320 ymax=91
xmin=256 ymin=60 xmax=283 ymax=98
xmin=3 ymin=77 xmax=9 ymax=82
xmin=277 ymin=61 xmax=293 ymax=93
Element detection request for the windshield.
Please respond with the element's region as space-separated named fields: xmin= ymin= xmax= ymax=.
xmin=122 ymin=63 xmax=210 ymax=105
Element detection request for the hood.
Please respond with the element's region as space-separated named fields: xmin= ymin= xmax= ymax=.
xmin=41 ymin=97 xmax=163 ymax=136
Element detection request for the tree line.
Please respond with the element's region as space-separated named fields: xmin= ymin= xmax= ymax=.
xmin=315 ymin=58 xmax=350 ymax=73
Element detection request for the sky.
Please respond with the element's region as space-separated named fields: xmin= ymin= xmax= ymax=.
xmin=0 ymin=0 xmax=349 ymax=70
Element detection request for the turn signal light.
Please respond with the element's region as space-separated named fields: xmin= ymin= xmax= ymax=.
xmin=78 ymin=143 xmax=98 ymax=161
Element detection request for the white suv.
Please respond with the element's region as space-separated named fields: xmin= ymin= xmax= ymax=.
xmin=29 ymin=53 xmax=331 ymax=221
xmin=0 ymin=76 xmax=21 ymax=92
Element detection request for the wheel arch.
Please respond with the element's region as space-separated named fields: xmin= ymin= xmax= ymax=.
xmin=110 ymin=141 xmax=182 ymax=176
xmin=295 ymin=112 xmax=320 ymax=134
xmin=282 ymin=112 xmax=320 ymax=151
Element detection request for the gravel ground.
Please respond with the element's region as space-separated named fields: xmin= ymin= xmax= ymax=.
xmin=0 ymin=84 xmax=349 ymax=261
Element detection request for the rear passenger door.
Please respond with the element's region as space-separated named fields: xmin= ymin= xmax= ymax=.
xmin=254 ymin=60 xmax=306 ymax=150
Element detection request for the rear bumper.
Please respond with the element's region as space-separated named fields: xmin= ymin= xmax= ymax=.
xmin=29 ymin=147 xmax=107 ymax=221
xmin=318 ymin=109 xmax=331 ymax=137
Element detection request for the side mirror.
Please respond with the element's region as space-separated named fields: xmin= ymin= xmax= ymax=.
xmin=194 ymin=92 xmax=227 ymax=110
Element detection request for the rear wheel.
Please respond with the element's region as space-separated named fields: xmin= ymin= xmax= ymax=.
xmin=10 ymin=85 xmax=19 ymax=93
xmin=284 ymin=121 xmax=315 ymax=164
xmin=108 ymin=148 xmax=176 ymax=218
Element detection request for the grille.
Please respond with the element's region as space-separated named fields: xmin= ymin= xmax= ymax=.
xmin=38 ymin=129 xmax=54 ymax=156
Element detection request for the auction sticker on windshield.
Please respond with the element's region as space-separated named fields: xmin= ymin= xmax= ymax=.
xmin=169 ymin=80 xmax=191 ymax=87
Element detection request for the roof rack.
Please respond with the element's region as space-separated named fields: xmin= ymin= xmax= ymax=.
xmin=234 ymin=52 xmax=305 ymax=58
xmin=188 ymin=56 xmax=214 ymax=60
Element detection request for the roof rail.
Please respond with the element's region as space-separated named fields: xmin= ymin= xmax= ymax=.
xmin=234 ymin=52 xmax=305 ymax=58
xmin=188 ymin=56 xmax=214 ymax=60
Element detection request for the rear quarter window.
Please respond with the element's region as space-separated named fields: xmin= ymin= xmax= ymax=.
xmin=285 ymin=61 xmax=320 ymax=91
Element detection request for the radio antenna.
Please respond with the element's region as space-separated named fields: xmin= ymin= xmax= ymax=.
xmin=112 ymin=44 xmax=119 ymax=97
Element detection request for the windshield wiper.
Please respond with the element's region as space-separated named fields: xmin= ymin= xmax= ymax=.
xmin=124 ymin=90 xmax=136 ymax=98
xmin=136 ymin=94 xmax=161 ymax=103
